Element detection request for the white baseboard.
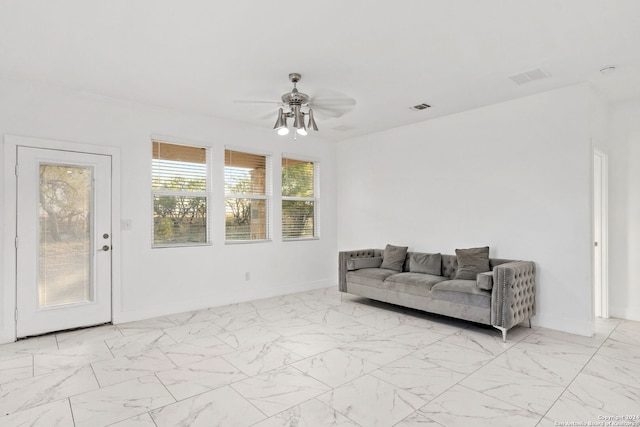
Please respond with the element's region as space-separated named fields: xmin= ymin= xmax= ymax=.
xmin=0 ymin=330 xmax=16 ymax=345
xmin=113 ymin=279 xmax=334 ymax=324
xmin=531 ymin=312 xmax=595 ymax=337
xmin=608 ymin=305 xmax=640 ymax=322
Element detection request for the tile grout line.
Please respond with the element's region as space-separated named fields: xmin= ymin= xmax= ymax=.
xmin=374 ymin=325 xmax=540 ymax=422
xmin=3 ymin=291 xmax=639 ymax=426
xmin=66 ymin=397 xmax=76 ymax=427
xmin=535 ymin=318 xmax=622 ymax=425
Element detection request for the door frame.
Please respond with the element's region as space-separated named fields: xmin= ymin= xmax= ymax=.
xmin=2 ymin=135 xmax=121 ymax=343
xmin=593 ymin=147 xmax=609 ymax=319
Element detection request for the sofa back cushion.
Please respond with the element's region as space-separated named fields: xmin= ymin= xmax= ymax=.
xmin=409 ymin=253 xmax=442 ymax=275
xmin=403 ymin=251 xmax=517 ymax=279
xmin=441 ymin=254 xmax=458 ymax=279
xmin=404 ymin=252 xmax=457 ymax=279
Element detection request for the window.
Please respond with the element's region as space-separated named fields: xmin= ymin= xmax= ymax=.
xmin=152 ymin=140 xmax=210 ymax=246
xmin=282 ymin=157 xmax=318 ymax=239
xmin=224 ymin=149 xmax=271 ymax=241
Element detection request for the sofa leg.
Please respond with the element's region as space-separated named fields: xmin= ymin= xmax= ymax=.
xmin=493 ymin=325 xmax=507 ymax=343
xmin=528 ymin=318 xmax=532 ymax=328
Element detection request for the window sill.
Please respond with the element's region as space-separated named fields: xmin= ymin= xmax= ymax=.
xmin=225 ymin=239 xmax=272 ymax=245
xmin=283 ymin=237 xmax=320 ymax=242
xmin=152 ymin=242 xmax=212 ymax=249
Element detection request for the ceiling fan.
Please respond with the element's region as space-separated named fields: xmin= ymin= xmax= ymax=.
xmin=234 ymin=73 xmax=356 ymax=136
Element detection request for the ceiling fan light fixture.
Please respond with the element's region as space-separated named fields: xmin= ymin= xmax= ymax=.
xmin=279 ymin=74 xmax=318 ymax=137
xmin=293 ymin=106 xmax=303 ymax=129
xmin=308 ymin=109 xmax=318 ymax=131
xmin=273 ymin=108 xmax=286 ymax=130
xmin=240 ymin=72 xmax=355 ymax=138
xmin=295 ymin=107 xmax=307 ymax=135
xmin=262 ymin=73 xmax=353 ymax=137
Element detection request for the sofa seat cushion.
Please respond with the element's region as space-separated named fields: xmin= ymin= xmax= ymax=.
xmin=431 ymin=279 xmax=491 ymax=308
xmin=347 ymin=268 xmax=398 ymax=287
xmin=383 ymin=273 xmax=446 ymax=297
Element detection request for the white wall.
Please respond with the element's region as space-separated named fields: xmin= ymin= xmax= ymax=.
xmin=337 ymin=83 xmax=606 ymax=336
xmin=0 ymin=76 xmax=338 ymax=343
xmin=2 ymin=74 xmax=629 ymax=342
xmin=607 ymin=99 xmax=640 ymax=321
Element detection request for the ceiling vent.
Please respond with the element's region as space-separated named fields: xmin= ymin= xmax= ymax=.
xmin=410 ymin=103 xmax=431 ymax=111
xmin=509 ymin=68 xmax=551 ymax=85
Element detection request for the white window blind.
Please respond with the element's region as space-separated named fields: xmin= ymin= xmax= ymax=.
xmin=225 ymin=149 xmax=271 ymax=241
xmin=282 ymin=157 xmax=318 ymax=239
xmin=152 ymin=140 xmax=210 ymax=246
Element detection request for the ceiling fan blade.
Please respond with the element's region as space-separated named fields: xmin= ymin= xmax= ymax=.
xmin=310 ymin=97 xmax=356 ymax=107
xmin=309 ymin=92 xmax=357 ymax=119
xmin=310 ymin=105 xmax=353 ymax=119
xmin=233 ymin=99 xmax=282 ymax=105
xmin=258 ymin=110 xmax=278 ymax=120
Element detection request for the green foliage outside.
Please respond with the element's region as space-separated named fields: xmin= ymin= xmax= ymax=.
xmin=225 ymin=178 xmax=253 ymax=240
xmin=152 ymin=161 xmax=316 ymax=243
xmin=39 ymin=165 xmax=91 ymax=242
xmin=153 ymin=176 xmax=207 ymax=244
xmin=282 ymin=162 xmax=315 ymax=239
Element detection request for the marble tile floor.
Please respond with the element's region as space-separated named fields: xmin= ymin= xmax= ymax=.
xmin=0 ymin=287 xmax=639 ymax=426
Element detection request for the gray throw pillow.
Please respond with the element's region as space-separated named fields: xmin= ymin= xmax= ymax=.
xmin=454 ymin=246 xmax=490 ymax=280
xmin=409 ymin=253 xmax=442 ymax=275
xmin=380 ymin=244 xmax=408 ymax=272
xmin=476 ymin=271 xmax=494 ymax=290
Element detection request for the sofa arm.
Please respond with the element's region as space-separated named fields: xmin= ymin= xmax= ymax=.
xmin=490 ymin=261 xmax=536 ymax=330
xmin=338 ymin=249 xmax=383 ymax=292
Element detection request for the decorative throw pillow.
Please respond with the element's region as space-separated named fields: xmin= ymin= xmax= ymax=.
xmin=379 ymin=244 xmax=408 ymax=272
xmin=409 ymin=253 xmax=442 ymax=275
xmin=476 ymin=271 xmax=494 ymax=290
xmin=454 ymin=246 xmax=490 ymax=280
xmin=346 ymin=257 xmax=383 ymax=271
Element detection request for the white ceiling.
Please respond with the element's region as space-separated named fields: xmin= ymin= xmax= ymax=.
xmin=2 ymin=0 xmax=640 ymax=142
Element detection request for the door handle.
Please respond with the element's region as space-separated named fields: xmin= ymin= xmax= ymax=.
xmin=98 ymin=245 xmax=110 ymax=252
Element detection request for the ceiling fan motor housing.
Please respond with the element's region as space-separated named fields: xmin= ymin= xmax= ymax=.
xmin=269 ymin=72 xmax=351 ymax=133
xmin=282 ymin=91 xmax=309 ymax=107
xmin=289 ymin=73 xmax=302 ymax=83
xmin=282 ymin=73 xmax=309 ymax=107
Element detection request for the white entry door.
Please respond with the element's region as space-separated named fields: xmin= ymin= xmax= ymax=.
xmin=16 ymin=147 xmax=112 ymax=337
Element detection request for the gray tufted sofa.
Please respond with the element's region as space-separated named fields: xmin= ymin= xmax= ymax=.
xmin=338 ymin=249 xmax=536 ymax=342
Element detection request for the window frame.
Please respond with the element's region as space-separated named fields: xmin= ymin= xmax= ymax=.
xmin=281 ymin=156 xmax=320 ymax=241
xmin=224 ymin=147 xmax=272 ymax=244
xmin=151 ymin=138 xmax=212 ymax=248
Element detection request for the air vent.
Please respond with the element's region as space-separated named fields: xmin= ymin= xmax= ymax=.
xmin=410 ymin=103 xmax=431 ymax=111
xmin=509 ymin=68 xmax=551 ymax=85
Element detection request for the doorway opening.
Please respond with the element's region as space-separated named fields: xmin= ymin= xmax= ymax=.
xmin=2 ymin=134 xmax=121 ymax=343
xmin=593 ymin=148 xmax=609 ymax=318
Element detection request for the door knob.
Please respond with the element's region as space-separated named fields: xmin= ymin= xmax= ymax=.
xmin=98 ymin=245 xmax=110 ymax=252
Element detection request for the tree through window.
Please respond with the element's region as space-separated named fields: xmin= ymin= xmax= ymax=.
xmin=282 ymin=158 xmax=318 ymax=239
xmin=152 ymin=140 xmax=210 ymax=246
xmin=224 ymin=149 xmax=271 ymax=241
